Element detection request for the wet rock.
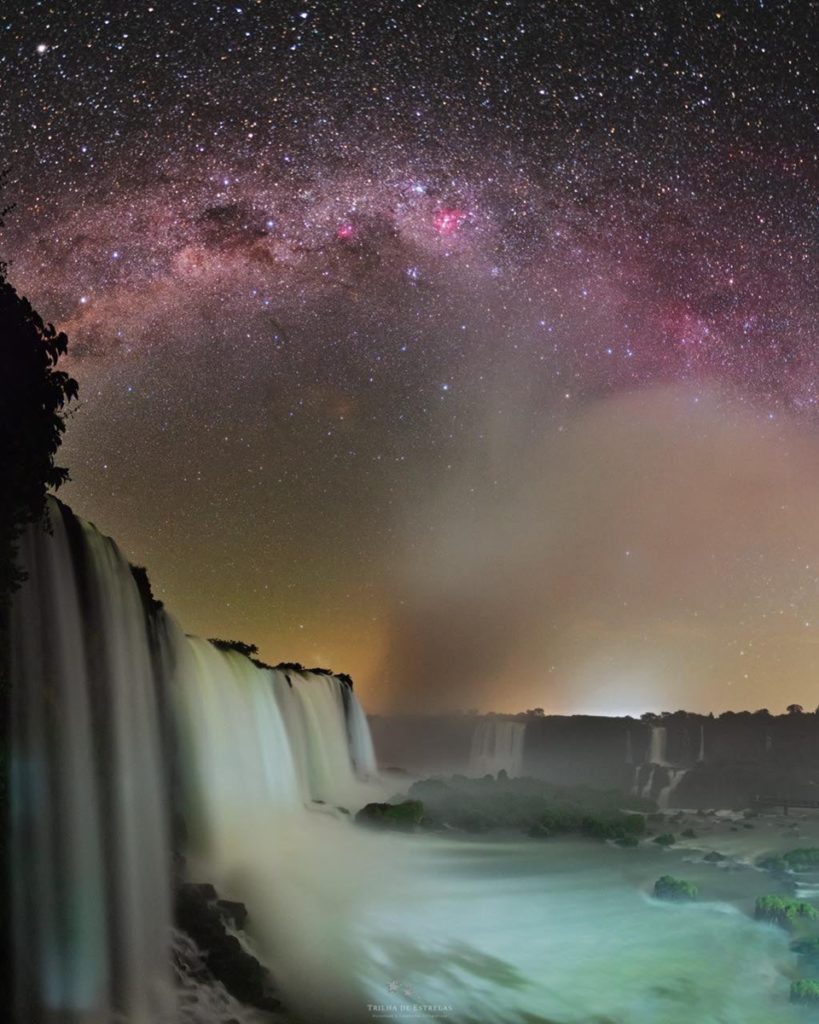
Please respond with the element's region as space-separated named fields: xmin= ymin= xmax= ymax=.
xmin=175 ymin=882 xmax=280 ymax=1014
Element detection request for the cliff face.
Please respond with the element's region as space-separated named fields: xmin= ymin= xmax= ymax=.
xmin=370 ymin=711 xmax=819 ymax=810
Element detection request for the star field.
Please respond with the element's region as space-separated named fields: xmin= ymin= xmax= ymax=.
xmin=1 ymin=1 xmax=817 ymax=711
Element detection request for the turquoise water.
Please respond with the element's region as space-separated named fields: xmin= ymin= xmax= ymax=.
xmin=343 ymin=834 xmax=805 ymax=1024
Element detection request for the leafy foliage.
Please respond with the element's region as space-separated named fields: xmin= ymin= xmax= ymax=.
xmin=782 ymin=848 xmax=819 ymax=870
xmin=0 ymin=268 xmax=77 ymax=598
xmin=653 ymin=875 xmax=698 ymax=901
xmin=355 ymin=800 xmax=424 ymax=832
xmin=791 ymin=979 xmax=819 ymax=1004
xmin=208 ymin=638 xmax=260 ymax=658
xmin=755 ymin=895 xmax=819 ymax=931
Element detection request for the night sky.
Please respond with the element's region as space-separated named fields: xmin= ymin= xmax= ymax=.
xmin=2 ymin=1 xmax=817 ymax=714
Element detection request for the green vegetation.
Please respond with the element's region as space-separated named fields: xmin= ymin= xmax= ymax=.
xmin=754 ymin=848 xmax=819 ymax=873
xmin=782 ymin=848 xmax=819 ymax=870
xmin=754 ymin=895 xmax=819 ymax=931
xmin=355 ymin=800 xmax=424 ymax=832
xmin=790 ymin=980 xmax=819 ymax=1005
xmin=652 ymin=833 xmax=675 ymax=847
xmin=401 ymin=774 xmax=652 ymax=840
xmin=653 ymin=876 xmax=698 ymax=902
xmin=681 ymin=828 xmax=696 ymax=839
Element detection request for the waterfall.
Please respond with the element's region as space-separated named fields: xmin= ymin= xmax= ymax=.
xmin=647 ymin=725 xmax=668 ymax=766
xmin=171 ymin=635 xmax=380 ymax=875
xmin=658 ymin=769 xmax=689 ymax=810
xmin=9 ymin=503 xmax=381 ymax=1022
xmin=698 ymin=724 xmax=706 ymax=762
xmin=10 ymin=502 xmax=174 ymax=1023
xmin=468 ymin=718 xmax=526 ymax=777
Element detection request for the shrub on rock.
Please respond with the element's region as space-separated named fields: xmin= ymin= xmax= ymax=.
xmin=755 ymin=895 xmax=819 ymax=931
xmin=653 ymin=875 xmax=697 ymax=901
xmin=783 ymin=848 xmax=819 ymax=870
xmin=355 ymin=800 xmax=424 ymax=832
xmin=791 ymin=979 xmax=819 ymax=1004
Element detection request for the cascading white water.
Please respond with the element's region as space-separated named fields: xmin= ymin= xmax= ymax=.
xmin=9 ymin=503 xmax=382 ymax=1023
xmin=172 ymin=931 xmax=263 ymax=1024
xmin=10 ymin=502 xmax=174 ymax=1023
xmin=658 ymin=769 xmax=689 ymax=809
xmin=468 ymin=717 xmax=526 ymax=777
xmin=641 ymin=765 xmax=656 ymax=799
xmin=634 ymin=725 xmax=669 ymax=798
xmin=171 ymin=634 xmax=381 ymax=878
xmin=647 ymin=725 xmax=668 ymax=766
xmin=346 ymin=688 xmax=378 ymax=779
xmin=698 ymin=724 xmax=706 ymax=762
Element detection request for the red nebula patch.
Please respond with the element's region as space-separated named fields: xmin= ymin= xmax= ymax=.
xmin=433 ymin=207 xmax=466 ymax=235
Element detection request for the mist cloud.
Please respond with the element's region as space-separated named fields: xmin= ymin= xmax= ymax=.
xmin=380 ymin=384 xmax=819 ymax=715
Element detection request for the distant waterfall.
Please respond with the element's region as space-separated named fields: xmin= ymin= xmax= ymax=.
xmin=658 ymin=769 xmax=689 ymax=809
xmin=697 ymin=724 xmax=706 ymax=762
xmin=632 ymin=725 xmax=669 ymax=799
xmin=469 ymin=718 xmax=526 ymax=777
xmin=8 ymin=502 xmax=380 ymax=1022
xmin=647 ymin=725 xmax=668 ymax=766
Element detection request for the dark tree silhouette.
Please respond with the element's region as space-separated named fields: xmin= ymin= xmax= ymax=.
xmin=209 ymin=638 xmax=260 ymax=658
xmin=787 ymin=704 xmax=804 ymax=715
xmin=0 ymin=266 xmax=77 ymax=597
